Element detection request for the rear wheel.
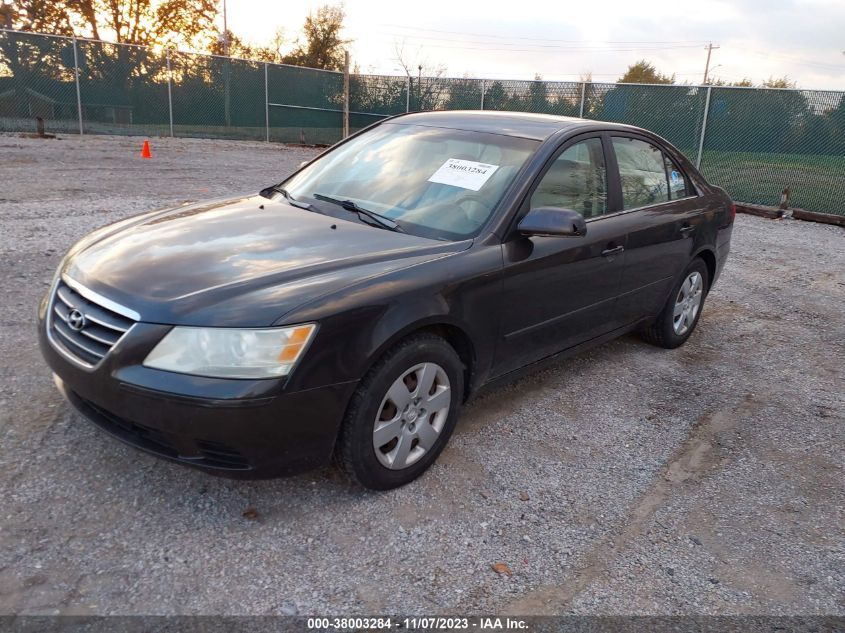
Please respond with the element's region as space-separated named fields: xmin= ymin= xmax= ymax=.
xmin=337 ymin=333 xmax=463 ymax=490
xmin=641 ymin=258 xmax=709 ymax=349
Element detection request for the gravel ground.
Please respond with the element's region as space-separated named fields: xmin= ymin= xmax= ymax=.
xmin=0 ymin=134 xmax=843 ymax=616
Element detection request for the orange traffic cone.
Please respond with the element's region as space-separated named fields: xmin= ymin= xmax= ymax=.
xmin=140 ymin=139 xmax=152 ymax=159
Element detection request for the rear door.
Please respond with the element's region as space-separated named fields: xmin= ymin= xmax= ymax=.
xmin=493 ymin=134 xmax=628 ymax=376
xmin=608 ymin=134 xmax=707 ymax=324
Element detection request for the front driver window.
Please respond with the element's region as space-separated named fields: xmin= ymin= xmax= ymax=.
xmin=530 ymin=138 xmax=607 ymax=218
xmin=612 ymin=137 xmax=670 ymax=209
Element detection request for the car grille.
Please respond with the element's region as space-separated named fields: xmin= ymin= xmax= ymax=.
xmin=48 ymin=279 xmax=136 ymax=367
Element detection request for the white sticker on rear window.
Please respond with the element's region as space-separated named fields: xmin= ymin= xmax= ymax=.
xmin=427 ymin=159 xmax=499 ymax=191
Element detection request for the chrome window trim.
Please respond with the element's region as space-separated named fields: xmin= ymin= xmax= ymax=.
xmin=585 ymin=193 xmax=700 ymax=223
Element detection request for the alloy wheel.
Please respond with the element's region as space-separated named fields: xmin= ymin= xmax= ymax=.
xmin=673 ymin=271 xmax=704 ymax=335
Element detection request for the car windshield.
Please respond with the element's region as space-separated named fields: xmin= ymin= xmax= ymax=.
xmin=283 ymin=123 xmax=539 ymax=241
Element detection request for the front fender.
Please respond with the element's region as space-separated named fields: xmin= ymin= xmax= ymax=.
xmin=280 ymin=244 xmax=504 ymax=394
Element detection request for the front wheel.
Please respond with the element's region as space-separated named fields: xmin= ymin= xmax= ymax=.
xmin=641 ymin=258 xmax=709 ymax=349
xmin=337 ymin=333 xmax=464 ymax=490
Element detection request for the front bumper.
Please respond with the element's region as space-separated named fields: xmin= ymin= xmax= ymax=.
xmin=39 ymin=316 xmax=358 ymax=479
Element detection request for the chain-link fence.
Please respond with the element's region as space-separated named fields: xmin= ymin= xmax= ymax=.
xmin=2 ymin=29 xmax=844 ymax=216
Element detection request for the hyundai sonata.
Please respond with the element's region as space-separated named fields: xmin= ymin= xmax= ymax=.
xmin=39 ymin=111 xmax=734 ymax=489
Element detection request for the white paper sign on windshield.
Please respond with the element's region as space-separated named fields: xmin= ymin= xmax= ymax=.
xmin=427 ymin=159 xmax=499 ymax=191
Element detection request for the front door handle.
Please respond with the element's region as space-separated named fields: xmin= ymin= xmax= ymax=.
xmin=680 ymin=225 xmax=696 ymax=236
xmin=601 ymin=245 xmax=624 ymax=257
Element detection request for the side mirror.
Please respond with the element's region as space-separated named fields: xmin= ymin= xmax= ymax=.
xmin=518 ymin=207 xmax=587 ymax=237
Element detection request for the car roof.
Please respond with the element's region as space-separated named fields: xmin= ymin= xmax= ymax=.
xmin=390 ymin=110 xmax=641 ymax=142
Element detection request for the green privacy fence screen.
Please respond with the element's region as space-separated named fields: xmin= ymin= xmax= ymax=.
xmin=2 ymin=29 xmax=843 ymax=216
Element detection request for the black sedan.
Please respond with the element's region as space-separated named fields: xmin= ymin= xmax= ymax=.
xmin=38 ymin=111 xmax=734 ymax=489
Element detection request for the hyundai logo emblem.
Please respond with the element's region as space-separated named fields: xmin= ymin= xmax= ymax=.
xmin=67 ymin=309 xmax=86 ymax=331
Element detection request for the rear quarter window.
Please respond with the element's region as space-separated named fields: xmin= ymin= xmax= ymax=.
xmin=664 ymin=155 xmax=692 ymax=199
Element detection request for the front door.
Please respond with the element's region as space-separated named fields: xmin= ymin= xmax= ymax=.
xmin=493 ymin=136 xmax=627 ymax=377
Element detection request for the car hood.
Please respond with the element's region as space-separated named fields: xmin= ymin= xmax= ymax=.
xmin=64 ymin=195 xmax=470 ymax=326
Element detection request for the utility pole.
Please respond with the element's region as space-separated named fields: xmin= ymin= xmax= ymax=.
xmin=222 ymin=0 xmax=228 ymax=56
xmin=702 ymin=42 xmax=720 ymax=85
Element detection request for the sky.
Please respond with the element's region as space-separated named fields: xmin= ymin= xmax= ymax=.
xmin=224 ymin=0 xmax=845 ymax=89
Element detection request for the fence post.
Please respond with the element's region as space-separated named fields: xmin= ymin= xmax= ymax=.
xmin=406 ymin=76 xmax=411 ymax=112
xmin=264 ymin=62 xmax=270 ymax=143
xmin=579 ymin=82 xmax=586 ymax=118
xmin=166 ymin=49 xmax=174 ymax=138
xmin=342 ymin=50 xmax=350 ymax=138
xmin=223 ymin=59 xmax=231 ymax=127
xmin=696 ymin=85 xmax=712 ymax=169
xmin=480 ymin=79 xmax=485 ymax=110
xmin=72 ymin=36 xmax=83 ymax=135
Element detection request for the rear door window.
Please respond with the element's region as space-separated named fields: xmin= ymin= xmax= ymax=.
xmin=611 ymin=137 xmax=669 ymax=209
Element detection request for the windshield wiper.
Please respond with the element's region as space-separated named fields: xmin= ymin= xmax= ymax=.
xmin=313 ymin=193 xmax=405 ymax=233
xmin=259 ymin=184 xmax=312 ymax=209
xmin=259 ymin=183 xmax=287 ymax=199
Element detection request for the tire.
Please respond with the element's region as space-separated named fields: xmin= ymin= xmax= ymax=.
xmin=337 ymin=333 xmax=464 ymax=490
xmin=641 ymin=258 xmax=710 ymax=349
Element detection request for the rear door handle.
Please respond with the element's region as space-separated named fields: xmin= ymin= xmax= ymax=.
xmin=601 ymin=245 xmax=624 ymax=257
xmin=680 ymin=225 xmax=696 ymax=236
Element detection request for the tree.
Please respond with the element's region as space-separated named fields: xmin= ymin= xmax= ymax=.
xmin=1 ymin=0 xmax=222 ymax=124
xmin=526 ymin=73 xmax=550 ymax=112
xmin=617 ymin=60 xmax=674 ymax=84
xmin=482 ymin=80 xmax=508 ymax=110
xmin=283 ymin=5 xmax=348 ymax=71
xmin=707 ymin=77 xmax=753 ymax=87
xmin=210 ymin=28 xmax=287 ymax=63
xmin=0 ymin=1 xmax=76 ymax=118
xmin=60 ymin=0 xmax=218 ymax=49
xmin=62 ymin=0 xmax=220 ymax=116
xmin=578 ymin=71 xmax=602 ymax=118
xmin=598 ymin=62 xmax=700 ymax=151
xmin=3 ymin=0 xmax=220 ymax=89
xmin=350 ymin=71 xmax=406 ymax=116
xmin=1 ymin=0 xmax=73 ymax=34
xmin=445 ymin=76 xmax=482 ymax=110
xmin=705 ymin=82 xmax=811 ymax=154
xmin=393 ymin=40 xmax=447 ymax=111
xmin=763 ymin=76 xmax=797 ymax=89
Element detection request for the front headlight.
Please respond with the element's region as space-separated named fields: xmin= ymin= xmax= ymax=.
xmin=143 ymin=323 xmax=317 ymax=379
